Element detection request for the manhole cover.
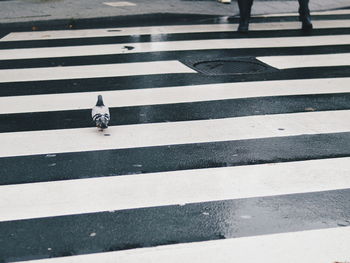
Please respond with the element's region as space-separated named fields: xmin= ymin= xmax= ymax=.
xmin=182 ymin=57 xmax=278 ymax=75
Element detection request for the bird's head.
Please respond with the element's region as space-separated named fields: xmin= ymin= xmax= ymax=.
xmin=96 ymin=115 xmax=109 ymax=129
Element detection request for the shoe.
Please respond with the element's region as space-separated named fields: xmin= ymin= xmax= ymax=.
xmin=237 ymin=0 xmax=253 ymax=33
xmin=300 ymin=15 xmax=313 ymax=31
xmin=298 ymin=0 xmax=313 ymax=31
xmin=238 ymin=20 xmax=249 ymax=33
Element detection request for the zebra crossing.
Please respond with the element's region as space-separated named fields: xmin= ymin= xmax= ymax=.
xmin=0 ymin=9 xmax=350 ymax=263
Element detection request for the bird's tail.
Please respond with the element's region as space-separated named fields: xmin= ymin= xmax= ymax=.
xmin=96 ymin=95 xmax=104 ymax=106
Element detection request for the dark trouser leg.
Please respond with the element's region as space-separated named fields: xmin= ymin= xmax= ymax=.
xmin=237 ymin=0 xmax=254 ymax=32
xmin=298 ymin=0 xmax=313 ymax=30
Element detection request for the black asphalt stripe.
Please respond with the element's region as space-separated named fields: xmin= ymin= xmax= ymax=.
xmin=0 ymin=66 xmax=350 ymax=97
xmin=0 ymin=14 xmax=224 ymax=38
xmin=243 ymin=14 xmax=350 ymax=22
xmin=1 ymin=28 xmax=350 ymax=50
xmin=0 ymin=188 xmax=349 ymax=262
xmin=1 ymin=13 xmax=349 ymax=36
xmin=1 ymin=44 xmax=350 ymax=69
xmin=0 ymin=132 xmax=349 ymax=185
xmin=1 ymin=93 xmax=349 ymax=133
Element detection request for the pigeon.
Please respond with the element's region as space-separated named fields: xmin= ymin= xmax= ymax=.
xmin=92 ymin=95 xmax=110 ymax=130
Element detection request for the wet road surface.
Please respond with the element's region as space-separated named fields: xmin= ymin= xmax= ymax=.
xmin=0 ymin=10 xmax=350 ymax=263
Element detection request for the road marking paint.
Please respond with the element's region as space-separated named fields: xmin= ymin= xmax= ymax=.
xmin=0 ymin=60 xmax=195 ymax=83
xmin=1 ymin=35 xmax=350 ymax=60
xmin=259 ymin=52 xmax=350 ymax=69
xmin=0 ymin=110 xmax=349 ymax=158
xmin=256 ymin=9 xmax=350 ymax=17
xmin=18 ymin=227 xmax=350 ymax=263
xmin=103 ymin=1 xmax=136 ymax=7
xmin=0 ymin=78 xmax=349 ymax=114
xmin=0 ymin=157 xmax=350 ymax=222
xmin=1 ymin=19 xmax=349 ymax=41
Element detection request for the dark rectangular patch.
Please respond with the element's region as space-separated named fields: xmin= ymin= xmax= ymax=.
xmin=0 ymin=189 xmax=349 ymax=262
xmin=0 ymin=132 xmax=349 ymax=185
xmin=0 ymin=93 xmax=349 ymax=133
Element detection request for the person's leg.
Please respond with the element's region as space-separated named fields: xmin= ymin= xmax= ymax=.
xmin=237 ymin=0 xmax=254 ymax=32
xmin=298 ymin=0 xmax=313 ymax=30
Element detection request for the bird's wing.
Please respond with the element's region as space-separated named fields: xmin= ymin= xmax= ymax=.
xmin=91 ymin=106 xmax=99 ymax=118
xmin=92 ymin=106 xmax=110 ymax=119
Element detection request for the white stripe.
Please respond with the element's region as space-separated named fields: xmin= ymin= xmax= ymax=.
xmin=0 ymin=24 xmax=236 ymax=42
xmin=1 ymin=34 xmax=350 ymax=60
xmin=259 ymin=53 xmax=350 ymax=69
xmin=103 ymin=1 xmax=136 ymax=7
xmin=2 ymin=19 xmax=349 ymax=42
xmin=1 ymin=157 xmax=350 ymax=222
xmin=0 ymin=110 xmax=349 ymax=158
xmin=256 ymin=9 xmax=350 ymax=17
xmin=248 ymin=19 xmax=350 ymax=30
xmin=0 ymin=61 xmax=195 ymax=83
xmin=311 ymin=9 xmax=350 ymax=15
xmin=1 ymin=77 xmax=350 ymax=114
xmin=18 ymin=227 xmax=350 ymax=263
